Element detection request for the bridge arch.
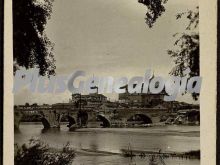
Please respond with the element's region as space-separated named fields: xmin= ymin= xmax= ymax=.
xmin=96 ymin=114 xmax=111 ymax=128
xmin=127 ymin=114 xmax=153 ymax=124
xmin=38 ymin=110 xmax=61 ymax=129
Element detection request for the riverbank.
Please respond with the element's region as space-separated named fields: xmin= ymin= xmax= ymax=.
xmin=121 ymin=149 xmax=200 ymax=159
xmin=49 ymin=146 xmax=200 ymax=159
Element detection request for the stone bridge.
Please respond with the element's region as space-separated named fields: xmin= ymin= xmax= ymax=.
xmin=116 ymin=108 xmax=169 ymax=124
xmin=14 ymin=106 xmax=169 ymax=130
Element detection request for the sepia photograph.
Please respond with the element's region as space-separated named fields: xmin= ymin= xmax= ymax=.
xmin=5 ymin=0 xmax=215 ymax=164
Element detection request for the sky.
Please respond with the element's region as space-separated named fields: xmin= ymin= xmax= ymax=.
xmin=14 ymin=0 xmax=199 ymax=105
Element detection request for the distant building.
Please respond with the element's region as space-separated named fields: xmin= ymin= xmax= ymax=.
xmin=15 ymin=104 xmax=52 ymax=114
xmin=71 ymin=93 xmax=107 ymax=102
xmin=52 ymin=103 xmax=74 ymax=110
xmin=118 ymin=85 xmax=165 ymax=108
xmin=71 ymin=93 xmax=107 ymax=108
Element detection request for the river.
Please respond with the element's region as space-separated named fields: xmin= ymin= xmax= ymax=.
xmin=15 ymin=123 xmax=200 ymax=165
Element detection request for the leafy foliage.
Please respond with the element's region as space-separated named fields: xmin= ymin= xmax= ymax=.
xmin=168 ymin=7 xmax=199 ymax=100
xmin=13 ymin=0 xmax=56 ymax=76
xmin=138 ymin=1 xmax=200 ymax=99
xmin=176 ymin=6 xmax=199 ymax=30
xmin=168 ymin=7 xmax=199 ymax=77
xmin=168 ymin=33 xmax=199 ymax=77
xmin=138 ymin=0 xmax=168 ymax=28
xmin=14 ymin=139 xmax=75 ymax=165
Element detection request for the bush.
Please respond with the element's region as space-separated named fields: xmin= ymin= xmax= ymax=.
xmin=15 ymin=138 xmax=75 ymax=165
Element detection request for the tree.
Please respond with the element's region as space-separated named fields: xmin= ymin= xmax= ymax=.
xmin=32 ymin=103 xmax=38 ymax=107
xmin=138 ymin=1 xmax=199 ymax=76
xmin=138 ymin=0 xmax=168 ymax=28
xmin=168 ymin=7 xmax=199 ymax=78
xmin=167 ymin=7 xmax=199 ymax=100
xmin=139 ymin=1 xmax=199 ymax=100
xmin=13 ymin=0 xmax=56 ymax=76
xmin=25 ymin=103 xmax=30 ymax=107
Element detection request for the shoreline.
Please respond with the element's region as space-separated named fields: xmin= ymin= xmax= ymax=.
xmin=49 ymin=147 xmax=200 ymax=159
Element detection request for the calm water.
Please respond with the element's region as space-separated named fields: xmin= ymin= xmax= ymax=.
xmin=15 ymin=123 xmax=200 ymax=165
